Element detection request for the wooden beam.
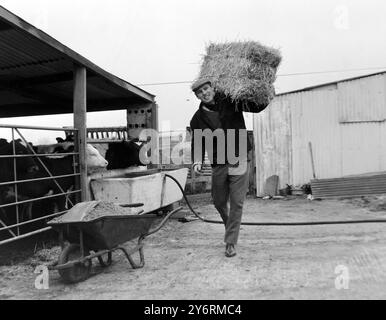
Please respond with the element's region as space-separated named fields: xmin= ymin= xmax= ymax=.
xmin=0 ymin=72 xmax=99 ymax=89
xmin=0 ymin=19 xmax=12 ymax=31
xmin=0 ymin=72 xmax=73 ymax=88
xmin=0 ymin=85 xmax=71 ymax=107
xmin=87 ymin=97 xmax=143 ymax=108
xmin=0 ymin=103 xmax=72 ymax=118
xmin=73 ymin=65 xmax=88 ymax=201
xmin=0 ymin=100 xmax=147 ymax=118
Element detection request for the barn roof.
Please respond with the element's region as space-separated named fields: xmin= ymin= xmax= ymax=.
xmin=0 ymin=6 xmax=155 ymax=118
xmin=276 ymin=70 xmax=386 ymax=97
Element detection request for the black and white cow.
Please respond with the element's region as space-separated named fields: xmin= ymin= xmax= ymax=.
xmin=0 ymin=139 xmax=39 ymax=200
xmin=105 ymin=139 xmax=147 ymax=170
xmin=0 ymin=139 xmax=40 ymax=233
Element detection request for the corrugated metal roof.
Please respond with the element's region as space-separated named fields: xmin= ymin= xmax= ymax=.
xmin=0 ymin=6 xmax=155 ymax=118
xmin=276 ymin=70 xmax=386 ymax=97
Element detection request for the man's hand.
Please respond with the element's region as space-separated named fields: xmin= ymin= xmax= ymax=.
xmin=192 ymin=161 xmax=202 ymax=174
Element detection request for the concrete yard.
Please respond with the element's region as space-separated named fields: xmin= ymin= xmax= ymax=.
xmin=1 ymin=194 xmax=386 ymax=300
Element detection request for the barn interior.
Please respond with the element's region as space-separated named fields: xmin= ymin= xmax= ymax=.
xmin=0 ymin=6 xmax=156 ymax=119
xmin=0 ymin=5 xmax=160 ymax=245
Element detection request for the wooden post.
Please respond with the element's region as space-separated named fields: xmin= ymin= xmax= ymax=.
xmin=308 ymin=141 xmax=316 ymax=179
xmin=151 ymin=102 xmax=159 ymax=131
xmin=149 ymin=102 xmax=159 ymax=169
xmin=73 ymin=65 xmax=88 ymax=201
xmin=191 ymin=165 xmax=196 ymax=193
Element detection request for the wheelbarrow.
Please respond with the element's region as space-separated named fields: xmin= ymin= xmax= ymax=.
xmin=47 ymin=200 xmax=182 ymax=283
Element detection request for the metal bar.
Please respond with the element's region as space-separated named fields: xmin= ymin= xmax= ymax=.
xmin=0 ymin=227 xmax=52 ymax=246
xmin=0 ymin=218 xmax=17 ymax=237
xmin=0 ymin=153 xmax=79 ymax=159
xmin=86 ymin=139 xmax=124 ymax=144
xmin=0 ymin=210 xmax=66 ymax=232
xmin=0 ymin=173 xmax=81 ymax=187
xmin=79 ymin=229 xmax=84 ymax=257
xmin=11 ymin=129 xmax=20 ymax=236
xmin=0 ymin=189 xmax=81 ymax=209
xmin=0 ymin=124 xmax=78 ymax=132
xmin=116 ymin=244 xmax=145 ymax=269
xmin=97 ymin=252 xmax=112 ymax=267
xmin=15 ymin=128 xmax=75 ymax=207
xmin=87 ymin=126 xmax=127 ymax=132
xmin=52 ymin=249 xmax=110 ymax=270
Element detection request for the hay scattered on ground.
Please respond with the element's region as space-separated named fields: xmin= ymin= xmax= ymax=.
xmin=26 ymin=246 xmax=61 ymax=267
xmin=344 ymin=196 xmax=386 ymax=212
xmin=196 ymin=41 xmax=282 ymax=110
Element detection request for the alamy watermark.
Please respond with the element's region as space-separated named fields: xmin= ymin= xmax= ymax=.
xmin=138 ymin=128 xmax=248 ymax=171
xmin=333 ymin=5 xmax=350 ymax=30
xmin=34 ymin=265 xmax=49 ymax=290
xmin=335 ymin=264 xmax=350 ymax=290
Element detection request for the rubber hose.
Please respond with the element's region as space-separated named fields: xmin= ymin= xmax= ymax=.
xmin=164 ymin=174 xmax=386 ymax=226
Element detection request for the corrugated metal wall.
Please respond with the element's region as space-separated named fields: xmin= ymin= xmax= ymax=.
xmin=290 ymin=89 xmax=342 ymax=183
xmin=253 ymin=73 xmax=386 ymax=195
xmin=338 ymin=74 xmax=386 ymax=122
xmin=254 ymin=98 xmax=292 ymax=195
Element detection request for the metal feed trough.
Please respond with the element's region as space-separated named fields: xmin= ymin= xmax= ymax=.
xmin=47 ymin=200 xmax=182 ymax=283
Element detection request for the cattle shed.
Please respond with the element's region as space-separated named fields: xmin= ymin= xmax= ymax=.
xmin=0 ymin=6 xmax=157 ymax=201
xmin=253 ymin=71 xmax=386 ymax=196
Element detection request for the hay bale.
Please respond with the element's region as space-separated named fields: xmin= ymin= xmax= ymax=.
xmin=196 ymin=41 xmax=281 ymax=110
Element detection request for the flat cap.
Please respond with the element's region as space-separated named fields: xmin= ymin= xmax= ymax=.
xmin=191 ymin=78 xmax=212 ymax=92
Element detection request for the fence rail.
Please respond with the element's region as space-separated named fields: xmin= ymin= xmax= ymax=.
xmin=0 ymin=125 xmax=80 ymax=245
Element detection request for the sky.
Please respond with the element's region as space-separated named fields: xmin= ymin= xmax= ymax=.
xmin=1 ymin=0 xmax=386 ymax=143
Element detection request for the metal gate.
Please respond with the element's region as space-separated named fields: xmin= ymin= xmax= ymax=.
xmin=0 ymin=125 xmax=81 ymax=245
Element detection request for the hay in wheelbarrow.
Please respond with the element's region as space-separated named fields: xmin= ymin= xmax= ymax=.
xmin=49 ymin=201 xmax=144 ymax=224
xmin=195 ymin=41 xmax=282 ymax=111
xmin=48 ymin=201 xmax=159 ymax=251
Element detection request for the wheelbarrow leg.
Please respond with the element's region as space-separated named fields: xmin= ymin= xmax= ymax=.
xmin=117 ymin=236 xmax=146 ymax=269
xmin=116 ymin=245 xmax=145 ymax=269
xmin=59 ymin=229 xmax=65 ymax=250
xmin=97 ymin=252 xmax=112 ymax=267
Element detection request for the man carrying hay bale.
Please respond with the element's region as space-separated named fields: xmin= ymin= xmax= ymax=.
xmin=189 ymin=41 xmax=280 ymax=257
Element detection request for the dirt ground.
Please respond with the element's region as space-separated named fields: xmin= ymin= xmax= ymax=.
xmin=1 ymin=194 xmax=386 ymax=300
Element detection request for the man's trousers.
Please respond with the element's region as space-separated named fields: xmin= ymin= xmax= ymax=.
xmin=211 ymin=161 xmax=250 ymax=244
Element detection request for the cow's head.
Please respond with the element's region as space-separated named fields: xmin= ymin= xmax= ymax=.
xmin=4 ymin=140 xmax=39 ymax=174
xmin=86 ymin=144 xmax=108 ymax=172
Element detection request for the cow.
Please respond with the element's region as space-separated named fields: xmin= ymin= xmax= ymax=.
xmin=20 ymin=155 xmax=76 ymax=214
xmin=0 ymin=139 xmax=39 ymax=235
xmin=0 ymin=138 xmax=108 ymax=238
xmin=2 ymin=139 xmax=107 ymax=217
xmin=20 ymin=143 xmax=108 ymax=214
xmin=33 ymin=136 xmax=74 ymax=154
xmin=86 ymin=144 xmax=109 ymax=173
xmin=31 ymin=137 xmax=108 ymax=170
xmin=0 ymin=139 xmax=39 ymax=192
xmin=105 ymin=139 xmax=147 ymax=170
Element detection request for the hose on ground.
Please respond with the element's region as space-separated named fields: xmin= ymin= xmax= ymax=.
xmin=164 ymin=174 xmax=386 ymax=226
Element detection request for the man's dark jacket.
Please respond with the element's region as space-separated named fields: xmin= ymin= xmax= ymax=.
xmin=189 ymin=93 xmax=269 ymax=167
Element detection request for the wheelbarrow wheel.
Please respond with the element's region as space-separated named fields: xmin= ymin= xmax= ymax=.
xmin=58 ymin=243 xmax=92 ymax=283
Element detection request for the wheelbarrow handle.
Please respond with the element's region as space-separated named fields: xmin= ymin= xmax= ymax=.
xmin=142 ymin=206 xmax=183 ymax=238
